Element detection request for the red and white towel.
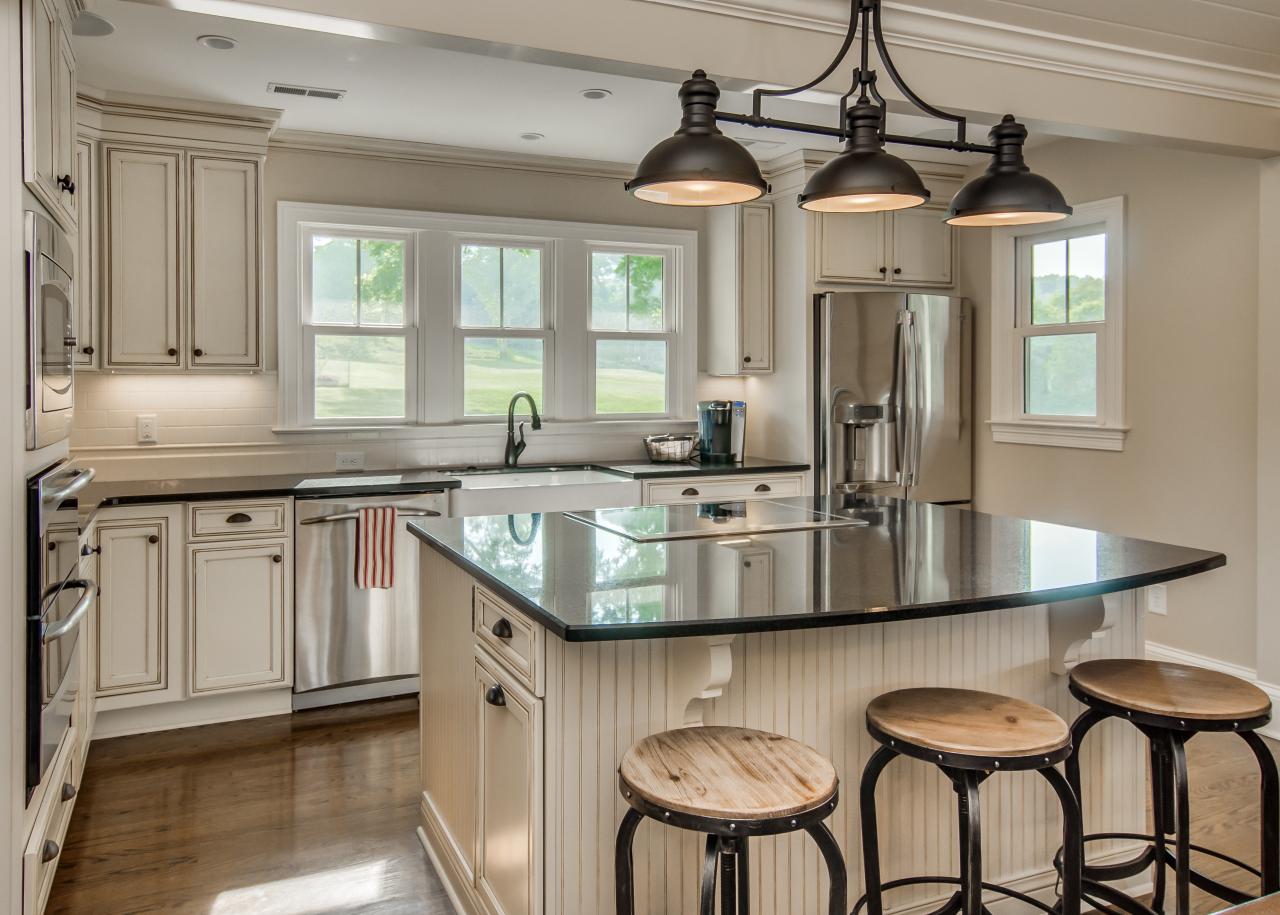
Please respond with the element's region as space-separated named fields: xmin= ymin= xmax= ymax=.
xmin=355 ymin=506 xmax=397 ymax=590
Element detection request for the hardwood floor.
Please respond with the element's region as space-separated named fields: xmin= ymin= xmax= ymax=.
xmin=46 ymin=699 xmax=1279 ymax=914
xmin=47 ymin=698 xmax=451 ymax=915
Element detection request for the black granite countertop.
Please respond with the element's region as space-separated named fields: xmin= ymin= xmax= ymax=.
xmin=598 ymin=456 xmax=809 ymax=479
xmin=409 ymin=496 xmax=1225 ymax=642
xmin=80 ymin=469 xmax=462 ymax=510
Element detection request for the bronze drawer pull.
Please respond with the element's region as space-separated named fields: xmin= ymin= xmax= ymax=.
xmin=682 ymin=487 xmax=700 ymax=497
xmin=754 ymin=483 xmax=771 ymax=493
xmin=484 ymin=684 xmax=506 ymax=707
xmin=41 ymin=840 xmax=59 ymax=863
xmin=61 ymin=782 xmax=77 ymax=802
xmin=491 ymin=618 xmax=513 ymax=640
xmin=226 ymin=512 xmax=253 ymax=524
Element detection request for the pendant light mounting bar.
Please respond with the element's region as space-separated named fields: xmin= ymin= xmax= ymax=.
xmin=729 ymin=0 xmax=993 ymax=155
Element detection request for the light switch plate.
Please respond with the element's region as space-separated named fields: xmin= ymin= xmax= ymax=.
xmin=335 ymin=451 xmax=365 ymax=472
xmin=136 ymin=414 xmax=158 ymax=444
xmin=1146 ymin=584 xmax=1168 ymax=616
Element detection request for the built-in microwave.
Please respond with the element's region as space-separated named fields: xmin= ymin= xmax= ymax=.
xmin=25 ymin=210 xmax=76 ymax=451
xmin=25 ymin=460 xmax=95 ymax=802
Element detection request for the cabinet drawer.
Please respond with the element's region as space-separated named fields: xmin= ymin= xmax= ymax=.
xmin=188 ymin=500 xmax=289 ymax=539
xmin=22 ymin=742 xmax=77 ymax=915
xmin=474 ymin=586 xmax=543 ymax=698
xmin=642 ymin=473 xmax=805 ymax=506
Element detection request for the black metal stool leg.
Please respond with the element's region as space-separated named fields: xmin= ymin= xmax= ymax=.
xmin=615 ymin=807 xmax=644 ymax=915
xmin=957 ymin=771 xmax=984 ymax=915
xmin=804 ymin=820 xmax=848 ymax=915
xmin=719 ymin=838 xmax=738 ymax=915
xmin=1040 ymin=766 xmax=1083 ymax=915
xmin=1241 ymin=729 xmax=1280 ymax=895
xmin=736 ymin=837 xmax=750 ymax=915
xmin=860 ymin=745 xmax=898 ymax=915
xmin=1168 ymin=732 xmax=1192 ymax=915
xmin=1066 ymin=708 xmax=1107 ymax=805
xmin=1149 ymin=738 xmax=1171 ymax=912
xmin=700 ymin=834 xmax=719 ymax=915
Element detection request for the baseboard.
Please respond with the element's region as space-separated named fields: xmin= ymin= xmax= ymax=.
xmin=92 ymin=688 xmax=293 ymax=739
xmin=1146 ymin=641 xmax=1280 ymax=740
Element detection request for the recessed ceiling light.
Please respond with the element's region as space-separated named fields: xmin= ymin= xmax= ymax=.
xmin=72 ymin=11 xmax=115 ymax=37
xmin=520 ymin=132 xmax=545 ymax=141
xmin=581 ymin=89 xmax=612 ymax=100
xmin=197 ymin=34 xmax=238 ymax=50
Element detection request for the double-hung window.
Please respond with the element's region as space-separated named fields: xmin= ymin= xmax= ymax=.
xmin=301 ymin=229 xmax=416 ymax=425
xmin=456 ymin=240 xmax=553 ymax=417
xmin=588 ymin=248 xmax=675 ymax=417
xmin=990 ymin=196 xmax=1126 ymax=450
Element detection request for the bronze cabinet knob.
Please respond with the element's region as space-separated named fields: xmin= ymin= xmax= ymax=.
xmin=167 ymin=347 xmax=178 ymax=357
xmin=147 ymin=534 xmax=159 ymax=544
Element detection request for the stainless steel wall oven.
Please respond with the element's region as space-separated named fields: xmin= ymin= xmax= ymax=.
xmin=25 ymin=210 xmax=76 ymax=451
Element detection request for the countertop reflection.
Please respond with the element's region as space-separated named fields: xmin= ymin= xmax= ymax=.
xmin=409 ymin=497 xmax=1225 ymax=642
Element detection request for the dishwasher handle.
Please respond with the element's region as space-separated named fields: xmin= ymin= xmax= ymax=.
xmin=299 ymin=508 xmax=441 ymax=526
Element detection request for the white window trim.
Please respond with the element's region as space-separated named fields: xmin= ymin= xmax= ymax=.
xmin=989 ymin=195 xmax=1128 ymax=451
xmin=277 ymin=201 xmax=698 ymax=431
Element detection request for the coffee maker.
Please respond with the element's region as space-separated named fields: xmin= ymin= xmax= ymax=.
xmin=696 ymin=400 xmax=746 ymax=465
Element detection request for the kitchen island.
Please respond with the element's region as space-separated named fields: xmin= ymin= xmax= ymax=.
xmin=410 ymin=497 xmax=1224 ymax=915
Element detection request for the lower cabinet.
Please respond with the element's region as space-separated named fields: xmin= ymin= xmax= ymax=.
xmin=94 ymin=506 xmax=181 ymax=701
xmin=189 ymin=539 xmax=291 ymax=694
xmin=474 ymin=651 xmax=543 ymax=915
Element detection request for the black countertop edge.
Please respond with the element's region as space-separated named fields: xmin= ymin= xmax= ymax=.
xmin=411 ymin=528 xmax=1226 ymax=643
xmin=598 ymin=459 xmax=811 ymax=480
xmin=83 ymin=476 xmax=460 ymax=511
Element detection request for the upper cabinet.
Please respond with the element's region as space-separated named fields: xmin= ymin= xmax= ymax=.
xmin=22 ymin=0 xmax=79 ymax=230
xmin=82 ymin=92 xmax=276 ymax=371
xmin=73 ymin=139 xmax=97 ymax=366
xmin=814 ymin=174 xmax=962 ymax=288
xmin=706 ymin=202 xmax=773 ymax=376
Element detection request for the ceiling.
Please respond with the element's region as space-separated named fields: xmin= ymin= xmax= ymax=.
xmin=74 ymin=0 xmax=1003 ymax=166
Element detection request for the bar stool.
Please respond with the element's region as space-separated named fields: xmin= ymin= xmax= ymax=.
xmin=1065 ymin=659 xmax=1278 ymax=915
xmin=856 ymin=688 xmax=1084 ymax=915
xmin=614 ymin=725 xmax=847 ymax=915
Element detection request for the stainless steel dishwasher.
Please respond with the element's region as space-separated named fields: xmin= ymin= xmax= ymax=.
xmin=293 ymin=490 xmax=447 ymax=708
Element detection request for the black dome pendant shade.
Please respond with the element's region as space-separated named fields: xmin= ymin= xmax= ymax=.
xmin=626 ymin=71 xmax=769 ymax=207
xmin=946 ymin=117 xmax=1072 ymax=227
xmin=799 ymin=101 xmax=929 ymax=213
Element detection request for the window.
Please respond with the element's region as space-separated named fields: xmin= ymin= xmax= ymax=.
xmin=589 ymin=250 xmax=673 ymax=416
xmin=302 ymin=230 xmax=416 ymax=424
xmin=457 ymin=242 xmax=551 ymax=416
xmin=990 ymin=197 xmax=1126 ymax=450
xmin=277 ymin=203 xmax=697 ymax=430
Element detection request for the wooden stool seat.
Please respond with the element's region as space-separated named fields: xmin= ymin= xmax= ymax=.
xmin=1070 ymin=659 xmax=1271 ymax=722
xmin=867 ymin=687 xmax=1071 ymax=759
xmin=618 ymin=726 xmax=838 ymax=821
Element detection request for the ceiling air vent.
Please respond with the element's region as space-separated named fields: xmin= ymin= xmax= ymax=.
xmin=267 ymin=83 xmax=347 ymax=101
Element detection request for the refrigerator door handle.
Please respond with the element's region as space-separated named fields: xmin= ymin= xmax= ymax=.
xmin=893 ymin=312 xmax=909 ymax=488
xmin=908 ymin=314 xmax=924 ymax=487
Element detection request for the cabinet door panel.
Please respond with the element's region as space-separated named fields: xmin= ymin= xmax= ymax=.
xmin=53 ymin=25 xmax=75 ymax=219
xmin=891 ymin=206 xmax=953 ymax=286
xmin=475 ymin=655 xmax=542 ymax=915
xmin=190 ymin=157 xmax=260 ymax=368
xmin=105 ymin=147 xmax=182 ymax=367
xmin=74 ymin=140 xmax=97 ymax=366
xmin=739 ymin=203 xmax=773 ymax=372
xmin=816 ymin=211 xmax=888 ymax=284
xmin=190 ymin=541 xmax=288 ymax=693
xmin=96 ymin=520 xmax=168 ymax=695
xmin=23 ymin=0 xmax=58 ymax=206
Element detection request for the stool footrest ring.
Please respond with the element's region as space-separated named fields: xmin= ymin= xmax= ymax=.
xmin=852 ymin=875 xmax=1061 ymax=915
xmin=1068 ymin=831 xmax=1259 ymax=906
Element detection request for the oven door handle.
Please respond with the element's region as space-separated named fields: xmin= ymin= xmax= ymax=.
xmin=43 ymin=579 xmax=94 ymax=644
xmin=43 ymin=468 xmax=95 ymax=506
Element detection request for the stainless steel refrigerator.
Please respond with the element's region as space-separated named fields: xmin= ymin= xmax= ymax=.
xmin=814 ymin=291 xmax=972 ymax=505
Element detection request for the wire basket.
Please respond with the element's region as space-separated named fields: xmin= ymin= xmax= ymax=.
xmin=643 ymin=434 xmax=698 ymax=463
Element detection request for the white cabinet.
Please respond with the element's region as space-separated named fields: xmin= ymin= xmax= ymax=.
xmin=189 ymin=156 xmax=261 ymax=368
xmin=707 ymin=202 xmax=773 ymax=375
xmin=641 ymin=472 xmax=806 ymax=506
xmin=814 ymin=174 xmax=962 ymax=288
xmin=189 ymin=539 xmax=290 ymax=694
xmin=73 ymin=139 xmax=98 ymax=366
xmin=94 ymin=506 xmax=182 ymax=700
xmin=21 ymin=0 xmax=77 ymax=229
xmin=104 ymin=146 xmax=183 ymax=368
xmin=474 ymin=651 xmax=543 ymax=915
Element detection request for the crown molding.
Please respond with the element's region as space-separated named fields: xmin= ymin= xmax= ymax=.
xmin=76 ymin=86 xmax=283 ymax=130
xmin=269 ymin=129 xmax=638 ymax=180
xmin=636 ymin=0 xmax=1280 ymax=110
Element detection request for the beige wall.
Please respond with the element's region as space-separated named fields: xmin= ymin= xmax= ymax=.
xmin=962 ymin=138 xmax=1262 ymax=669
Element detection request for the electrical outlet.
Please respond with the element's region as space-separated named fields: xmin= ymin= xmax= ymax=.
xmin=136 ymin=414 xmax=158 ymax=444
xmin=1147 ymin=584 xmax=1168 ymax=616
xmin=335 ymin=451 xmax=365 ymax=472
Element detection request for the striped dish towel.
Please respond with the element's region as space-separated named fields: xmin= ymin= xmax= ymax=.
xmin=354 ymin=506 xmax=396 ymax=590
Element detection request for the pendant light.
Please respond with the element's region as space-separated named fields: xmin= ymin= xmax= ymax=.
xmin=625 ymin=70 xmax=768 ymax=207
xmin=798 ymin=100 xmax=929 ymax=213
xmin=945 ymin=117 xmax=1071 ymax=226
xmin=627 ymin=0 xmax=1070 ymax=227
